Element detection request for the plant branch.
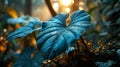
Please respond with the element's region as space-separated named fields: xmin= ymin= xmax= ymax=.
xmin=45 ymin=0 xmax=57 ymax=17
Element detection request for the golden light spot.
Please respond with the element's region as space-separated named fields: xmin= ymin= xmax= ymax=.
xmin=65 ymin=8 xmax=70 ymax=13
xmin=79 ymin=7 xmax=84 ymax=10
xmin=47 ymin=60 xmax=51 ymax=62
xmin=53 ymin=2 xmax=59 ymax=12
xmin=0 ymin=37 xmax=3 ymax=40
xmin=61 ymin=0 xmax=74 ymax=6
xmin=0 ymin=46 xmax=7 ymax=53
xmin=3 ymin=29 xmax=7 ymax=32
xmin=7 ymin=8 xmax=18 ymax=18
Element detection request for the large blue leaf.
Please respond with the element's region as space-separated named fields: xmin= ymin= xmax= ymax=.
xmin=37 ymin=10 xmax=91 ymax=59
xmin=13 ymin=47 xmax=45 ymax=67
xmin=7 ymin=21 xmax=42 ymax=41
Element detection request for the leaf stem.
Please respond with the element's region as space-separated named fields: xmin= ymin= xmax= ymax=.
xmin=80 ymin=36 xmax=89 ymax=51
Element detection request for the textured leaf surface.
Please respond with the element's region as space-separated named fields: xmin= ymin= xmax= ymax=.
xmin=13 ymin=47 xmax=45 ymax=67
xmin=7 ymin=21 xmax=42 ymax=41
xmin=37 ymin=10 xmax=91 ymax=59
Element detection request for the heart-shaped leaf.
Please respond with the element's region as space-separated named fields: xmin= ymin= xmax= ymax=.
xmin=37 ymin=10 xmax=91 ymax=59
xmin=7 ymin=21 xmax=42 ymax=41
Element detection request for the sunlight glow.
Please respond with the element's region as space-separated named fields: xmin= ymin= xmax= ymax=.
xmin=65 ymin=8 xmax=70 ymax=13
xmin=53 ymin=2 xmax=59 ymax=12
xmin=79 ymin=7 xmax=84 ymax=10
xmin=79 ymin=2 xmax=84 ymax=5
xmin=61 ymin=0 xmax=74 ymax=6
xmin=3 ymin=29 xmax=7 ymax=32
xmin=79 ymin=2 xmax=84 ymax=10
xmin=0 ymin=37 xmax=3 ymax=40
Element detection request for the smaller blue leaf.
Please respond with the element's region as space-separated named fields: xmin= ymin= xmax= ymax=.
xmin=7 ymin=15 xmax=40 ymax=25
xmin=7 ymin=21 xmax=42 ymax=41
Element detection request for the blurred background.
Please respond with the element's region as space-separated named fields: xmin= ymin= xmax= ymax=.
xmin=0 ymin=0 xmax=120 ymax=67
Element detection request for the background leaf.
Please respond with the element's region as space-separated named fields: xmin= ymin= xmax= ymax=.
xmin=13 ymin=47 xmax=45 ymax=67
xmin=7 ymin=16 xmax=40 ymax=25
xmin=7 ymin=21 xmax=42 ymax=41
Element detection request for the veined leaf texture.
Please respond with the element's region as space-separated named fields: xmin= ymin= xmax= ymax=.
xmin=37 ymin=10 xmax=91 ymax=59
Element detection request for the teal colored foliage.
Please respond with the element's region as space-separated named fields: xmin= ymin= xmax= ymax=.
xmin=7 ymin=10 xmax=91 ymax=67
xmin=8 ymin=21 xmax=42 ymax=40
